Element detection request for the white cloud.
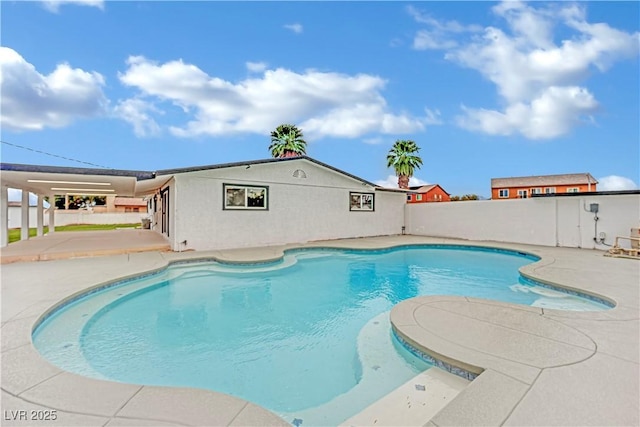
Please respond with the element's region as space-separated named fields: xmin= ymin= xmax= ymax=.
xmin=408 ymin=5 xmax=482 ymax=51
xmin=412 ymin=1 xmax=640 ymax=140
xmin=457 ymin=86 xmax=598 ymax=139
xmin=113 ymin=98 xmax=162 ymax=137
xmin=363 ymin=137 xmax=384 ymax=145
xmin=375 ymin=175 xmax=429 ymax=189
xmin=414 ymin=30 xmax=458 ymax=50
xmin=41 ymin=0 xmax=104 ymax=12
xmin=246 ymin=61 xmax=268 ymax=73
xmin=8 ymin=189 xmax=51 ymax=208
xmin=300 ymin=104 xmax=428 ymax=139
xmin=424 ymin=108 xmax=443 ymax=125
xmin=284 ymin=23 xmax=303 ymax=34
xmin=597 ymin=175 xmax=638 ymax=191
xmin=408 ymin=5 xmax=481 ymax=33
xmin=0 ymin=47 xmax=108 ymax=131
xmin=492 ymin=1 xmax=555 ymax=49
xmin=118 ymin=56 xmax=432 ymax=139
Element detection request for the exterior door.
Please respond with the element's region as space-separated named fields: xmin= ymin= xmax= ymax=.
xmin=161 ymin=187 xmax=170 ymax=237
xmin=557 ymin=198 xmax=581 ymax=247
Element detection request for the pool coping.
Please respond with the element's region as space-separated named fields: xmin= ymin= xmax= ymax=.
xmin=2 ymin=235 xmax=639 ymax=426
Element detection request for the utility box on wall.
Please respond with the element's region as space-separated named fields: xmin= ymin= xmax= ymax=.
xmin=631 ymin=227 xmax=640 ymax=249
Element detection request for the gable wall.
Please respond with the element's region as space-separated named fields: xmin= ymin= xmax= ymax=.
xmin=169 ymin=159 xmax=405 ymax=251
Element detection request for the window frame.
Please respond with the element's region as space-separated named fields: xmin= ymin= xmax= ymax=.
xmin=517 ymin=189 xmax=528 ymax=198
xmin=223 ymin=183 xmax=269 ymax=210
xmin=566 ymin=187 xmax=580 ymax=193
xmin=544 ymin=187 xmax=556 ymax=194
xmin=498 ymin=189 xmax=509 ymax=198
xmin=349 ymin=192 xmax=375 ymax=212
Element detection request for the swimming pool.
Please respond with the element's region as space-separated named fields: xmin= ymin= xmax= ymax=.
xmin=33 ymin=245 xmax=609 ymax=425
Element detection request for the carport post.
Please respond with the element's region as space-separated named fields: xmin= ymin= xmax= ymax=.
xmin=37 ymin=195 xmax=44 ymax=237
xmin=20 ymin=189 xmax=29 ymax=241
xmin=0 ymin=186 xmax=8 ymax=247
xmin=48 ymin=194 xmax=56 ymax=234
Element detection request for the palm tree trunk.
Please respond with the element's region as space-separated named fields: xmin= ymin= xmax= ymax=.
xmin=398 ymin=175 xmax=410 ymax=189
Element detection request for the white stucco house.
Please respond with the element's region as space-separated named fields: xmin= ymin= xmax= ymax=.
xmin=0 ymin=156 xmax=407 ymax=250
xmin=138 ymin=156 xmax=407 ymax=251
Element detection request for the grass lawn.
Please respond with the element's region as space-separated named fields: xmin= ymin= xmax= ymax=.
xmin=8 ymin=223 xmax=140 ymax=244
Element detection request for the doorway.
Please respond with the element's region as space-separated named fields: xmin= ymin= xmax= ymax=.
xmin=160 ymin=187 xmax=170 ymax=237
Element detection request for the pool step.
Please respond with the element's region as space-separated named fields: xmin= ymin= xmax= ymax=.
xmin=340 ymin=367 xmax=469 ymax=426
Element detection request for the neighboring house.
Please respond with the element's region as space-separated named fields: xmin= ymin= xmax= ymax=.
xmin=112 ymin=197 xmax=147 ymax=213
xmin=87 ymin=196 xmax=147 ymax=213
xmin=407 ymin=184 xmax=451 ymax=203
xmin=491 ymin=173 xmax=598 ymax=200
xmin=1 ymin=157 xmax=407 ymax=251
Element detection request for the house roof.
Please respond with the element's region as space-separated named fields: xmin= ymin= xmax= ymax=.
xmin=0 ymin=163 xmax=155 ymax=198
xmin=113 ymin=197 xmax=147 ymax=207
xmin=491 ymin=173 xmax=598 ymax=188
xmin=0 ymin=163 xmax=155 ymax=180
xmin=0 ymin=156 xmax=382 ymax=197
xmin=408 ymin=184 xmax=450 ymax=195
xmin=155 ymin=156 xmax=378 ymax=187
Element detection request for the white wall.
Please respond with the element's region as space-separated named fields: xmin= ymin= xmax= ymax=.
xmin=406 ymin=193 xmax=640 ymax=249
xmin=51 ymin=211 xmax=147 ymax=226
xmin=167 ymin=159 xmax=406 ymax=251
xmin=8 ymin=207 xmax=49 ymax=228
xmin=9 ymin=208 xmax=147 ymax=228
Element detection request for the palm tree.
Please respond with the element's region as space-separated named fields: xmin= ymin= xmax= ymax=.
xmin=386 ymin=139 xmax=423 ymax=189
xmin=269 ymin=124 xmax=307 ymax=158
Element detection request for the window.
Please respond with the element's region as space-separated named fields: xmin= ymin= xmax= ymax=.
xmin=406 ymin=194 xmax=412 ymax=201
xmin=223 ymin=184 xmax=268 ymax=210
xmin=566 ymin=188 xmax=580 ymax=193
xmin=498 ymin=189 xmax=509 ymax=198
xmin=416 ymin=194 xmax=423 ymax=201
xmin=124 ymin=207 xmax=140 ymax=213
xmin=350 ymin=192 xmax=374 ymax=211
xmin=531 ymin=188 xmax=542 ymax=195
xmin=545 ymin=187 xmax=556 ymax=194
xmin=517 ymin=190 xmax=528 ymax=198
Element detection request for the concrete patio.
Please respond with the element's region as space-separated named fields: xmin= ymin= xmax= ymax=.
xmin=1 ymin=235 xmax=638 ymax=426
xmin=0 ymin=229 xmax=170 ymax=264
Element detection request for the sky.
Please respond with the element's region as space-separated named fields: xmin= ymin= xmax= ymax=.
xmin=1 ymin=0 xmax=639 ymax=199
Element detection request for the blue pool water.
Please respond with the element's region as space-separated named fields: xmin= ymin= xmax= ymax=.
xmin=33 ymin=246 xmax=609 ymax=425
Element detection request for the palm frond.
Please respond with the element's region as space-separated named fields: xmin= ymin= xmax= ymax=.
xmin=269 ymin=124 xmax=307 ymax=158
xmin=386 ymin=139 xmax=423 ymax=188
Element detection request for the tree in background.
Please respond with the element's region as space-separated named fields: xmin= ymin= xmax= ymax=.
xmin=451 ymin=194 xmax=479 ymax=201
xmin=54 ymin=195 xmax=107 ymax=210
xmin=269 ymin=124 xmax=307 ymax=158
xmin=386 ymin=140 xmax=423 ymax=189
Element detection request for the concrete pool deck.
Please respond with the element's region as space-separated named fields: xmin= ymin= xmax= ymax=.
xmin=0 ymin=229 xmax=171 ymax=264
xmin=1 ymin=235 xmax=638 ymax=426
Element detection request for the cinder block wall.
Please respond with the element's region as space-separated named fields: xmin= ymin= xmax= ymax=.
xmin=406 ymin=193 xmax=640 ymax=249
